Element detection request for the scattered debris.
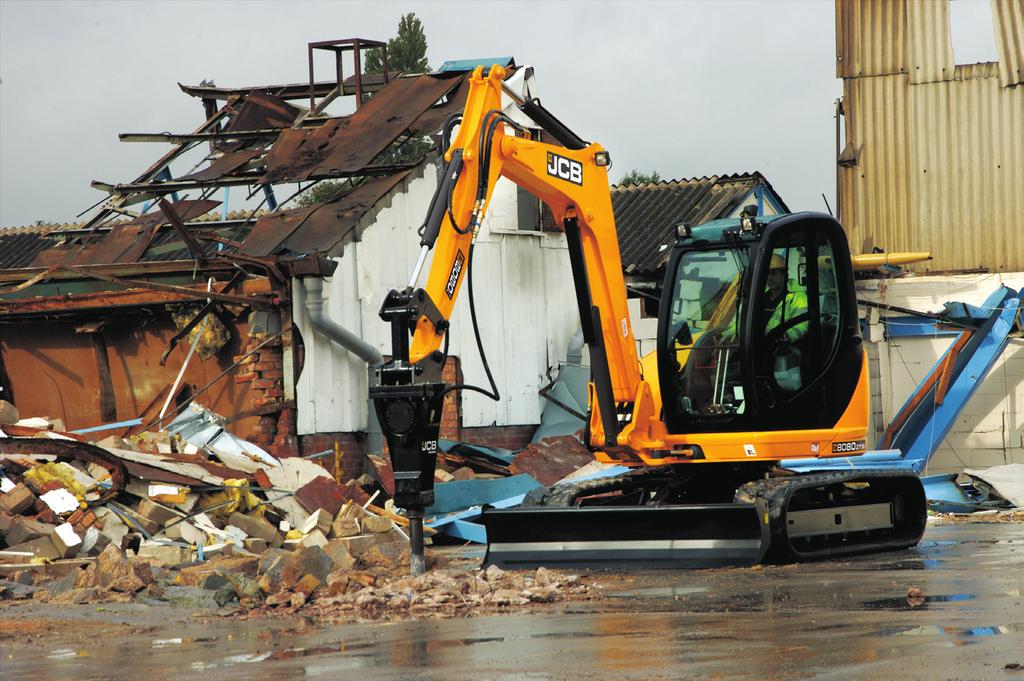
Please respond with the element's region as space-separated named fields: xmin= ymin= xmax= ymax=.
xmin=0 ymin=406 xmax=599 ymax=621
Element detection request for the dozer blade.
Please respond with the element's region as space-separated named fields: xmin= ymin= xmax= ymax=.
xmin=481 ymin=503 xmax=769 ymax=569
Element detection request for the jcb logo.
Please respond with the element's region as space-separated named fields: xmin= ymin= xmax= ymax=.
xmin=445 ymin=250 xmax=465 ymax=299
xmin=421 ymin=440 xmax=437 ymax=454
xmin=547 ymin=152 xmax=583 ymax=186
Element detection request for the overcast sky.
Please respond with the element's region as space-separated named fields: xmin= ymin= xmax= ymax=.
xmin=0 ymin=1 xmax=998 ymax=228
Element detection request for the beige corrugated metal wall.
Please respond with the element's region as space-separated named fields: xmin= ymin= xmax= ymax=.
xmin=992 ymin=0 xmax=1024 ymax=87
xmin=837 ymin=0 xmax=1024 ymax=273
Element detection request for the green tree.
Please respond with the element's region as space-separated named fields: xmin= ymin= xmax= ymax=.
xmin=619 ymin=170 xmax=662 ymax=186
xmin=295 ymin=180 xmax=348 ymax=207
xmin=364 ymin=13 xmax=430 ymax=75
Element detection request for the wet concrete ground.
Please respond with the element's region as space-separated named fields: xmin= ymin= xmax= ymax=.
xmin=2 ymin=521 xmax=1022 ymax=680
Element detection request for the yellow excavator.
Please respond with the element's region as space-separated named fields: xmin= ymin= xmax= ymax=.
xmin=370 ymin=65 xmax=926 ymax=573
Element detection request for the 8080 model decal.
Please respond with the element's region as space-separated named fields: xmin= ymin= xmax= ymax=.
xmin=831 ymin=439 xmax=866 ymax=454
xmin=546 ymin=152 xmax=583 ymax=186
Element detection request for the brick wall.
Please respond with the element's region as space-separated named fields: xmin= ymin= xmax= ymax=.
xmin=440 ymin=356 xmax=461 ymax=441
xmin=298 ymin=431 xmax=366 ymax=481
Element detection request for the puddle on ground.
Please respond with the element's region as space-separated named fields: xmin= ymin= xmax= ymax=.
xmin=879 ymin=622 xmax=1023 ymax=639
xmin=861 ymin=593 xmax=977 ymax=610
xmin=607 ymin=586 xmax=708 ymax=599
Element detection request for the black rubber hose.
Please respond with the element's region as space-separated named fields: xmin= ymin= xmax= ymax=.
xmin=439 ymin=241 xmax=499 ymax=402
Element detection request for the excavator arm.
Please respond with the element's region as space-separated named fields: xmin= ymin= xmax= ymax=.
xmin=405 ymin=65 xmax=640 ymax=445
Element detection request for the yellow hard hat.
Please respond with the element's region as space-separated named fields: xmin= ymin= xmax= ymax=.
xmin=770 ymin=254 xmax=786 ymax=270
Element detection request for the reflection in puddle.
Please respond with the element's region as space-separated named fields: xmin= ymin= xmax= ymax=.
xmin=607 ymin=586 xmax=708 ymax=599
xmin=882 ymin=623 xmax=1022 ymax=639
xmin=861 ymin=593 xmax=976 ymax=610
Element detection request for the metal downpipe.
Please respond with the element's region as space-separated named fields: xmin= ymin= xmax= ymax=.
xmin=300 ymin=277 xmax=384 ymax=454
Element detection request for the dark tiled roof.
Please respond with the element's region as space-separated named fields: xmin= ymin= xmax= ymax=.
xmin=612 ymin=172 xmax=788 ymax=274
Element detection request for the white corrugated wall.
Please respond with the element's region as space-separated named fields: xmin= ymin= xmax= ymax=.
xmin=292 ymin=163 xmax=577 ymax=434
xmin=858 ymin=273 xmax=1024 ymax=474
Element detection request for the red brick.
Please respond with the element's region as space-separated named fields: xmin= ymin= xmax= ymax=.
xmin=234 ymin=372 xmax=256 ymax=383
xmin=252 ymin=378 xmax=279 ymax=390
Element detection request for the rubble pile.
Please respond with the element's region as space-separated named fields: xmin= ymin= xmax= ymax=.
xmin=0 ymin=400 xmax=597 ymax=619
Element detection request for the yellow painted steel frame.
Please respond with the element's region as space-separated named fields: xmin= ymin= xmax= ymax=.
xmin=408 ymin=65 xmax=869 ymax=468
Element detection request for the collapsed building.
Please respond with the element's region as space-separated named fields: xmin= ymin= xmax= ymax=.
xmin=0 ymin=45 xmax=584 ymax=479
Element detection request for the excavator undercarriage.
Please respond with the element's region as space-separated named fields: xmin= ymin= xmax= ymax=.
xmin=482 ymin=468 xmax=927 ymax=569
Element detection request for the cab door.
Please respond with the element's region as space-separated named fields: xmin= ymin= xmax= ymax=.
xmin=742 ymin=214 xmax=863 ymax=431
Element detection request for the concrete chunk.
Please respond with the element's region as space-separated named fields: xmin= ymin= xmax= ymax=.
xmin=50 ymin=523 xmax=82 ymax=559
xmin=5 ymin=517 xmax=55 ymax=546
xmin=4 ymin=537 xmax=60 ymax=561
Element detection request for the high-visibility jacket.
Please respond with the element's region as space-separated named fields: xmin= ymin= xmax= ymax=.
xmin=766 ymin=289 xmax=808 ymax=342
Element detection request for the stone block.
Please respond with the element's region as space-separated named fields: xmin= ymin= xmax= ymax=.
xmin=330 ymin=517 xmax=360 ymax=539
xmin=243 ymin=538 xmax=268 ymax=554
xmin=331 ymin=534 xmax=381 ymax=558
xmin=301 ymin=508 xmax=333 ymax=536
xmin=135 ymin=498 xmax=178 ymax=526
xmin=0 ymin=483 xmax=37 ymax=515
xmin=0 ymin=400 xmax=19 ymax=424
xmin=135 ymin=542 xmax=190 ymax=566
xmin=362 ymin=514 xmax=394 ymax=534
xmin=300 ymin=529 xmax=328 ymax=548
xmin=322 ymin=539 xmax=356 ymax=572
xmin=228 ymin=512 xmax=279 ymax=543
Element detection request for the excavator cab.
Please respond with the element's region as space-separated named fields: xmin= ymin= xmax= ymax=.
xmin=659 ymin=212 xmax=863 ymax=437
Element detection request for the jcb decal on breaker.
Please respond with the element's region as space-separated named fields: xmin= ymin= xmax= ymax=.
xmin=832 ymin=439 xmax=866 ymax=454
xmin=421 ymin=440 xmax=438 ymax=454
xmin=546 ymin=152 xmax=583 ymax=186
xmin=445 ymin=250 xmax=465 ymax=299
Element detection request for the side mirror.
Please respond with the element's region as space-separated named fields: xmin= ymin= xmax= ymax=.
xmin=674 ymin=322 xmax=693 ymax=346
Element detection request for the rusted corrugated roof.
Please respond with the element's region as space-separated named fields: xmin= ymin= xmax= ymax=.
xmin=240 ymin=171 xmax=412 ymax=257
xmin=611 ymin=173 xmax=787 ymax=274
xmin=262 ymin=73 xmax=463 ymax=183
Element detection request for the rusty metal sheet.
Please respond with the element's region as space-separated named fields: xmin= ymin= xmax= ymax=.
xmin=262 ymin=73 xmax=462 ymax=183
xmin=77 ymin=199 xmax=220 ymax=265
xmin=227 ymin=93 xmax=302 ymax=131
xmin=407 ymin=77 xmax=469 ymax=135
xmin=239 ymin=170 xmax=411 ymax=256
xmin=31 ymin=244 xmax=98 ymax=267
xmin=179 ymin=150 xmax=264 ymax=183
xmin=0 ymin=315 xmax=259 ymax=438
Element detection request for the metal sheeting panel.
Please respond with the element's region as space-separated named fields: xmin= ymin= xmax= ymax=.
xmin=992 ymin=0 xmax=1024 ymax=87
xmin=836 ymin=0 xmax=908 ymax=78
xmin=839 ymin=75 xmax=913 ymax=256
xmin=840 ymin=65 xmax=1024 ymax=271
xmin=907 ymin=0 xmax=955 ymax=84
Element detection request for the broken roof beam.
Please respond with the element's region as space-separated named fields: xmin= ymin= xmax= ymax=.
xmin=59 ymin=265 xmax=275 ymax=309
xmin=119 ymin=130 xmax=282 ymax=144
xmin=178 ymin=73 xmax=389 ymax=101
xmin=92 ymin=175 xmax=264 ymax=198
